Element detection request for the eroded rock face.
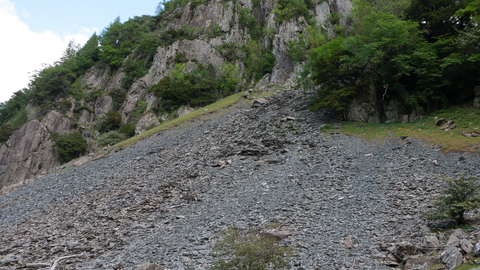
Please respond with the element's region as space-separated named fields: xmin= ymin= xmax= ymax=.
xmin=347 ymin=83 xmax=424 ymax=123
xmin=82 ymin=64 xmax=112 ymax=92
xmin=95 ymin=95 xmax=114 ymax=119
xmin=135 ymin=113 xmax=161 ymax=134
xmin=41 ymin=111 xmax=75 ymax=136
xmin=0 ymin=120 xmax=58 ymax=187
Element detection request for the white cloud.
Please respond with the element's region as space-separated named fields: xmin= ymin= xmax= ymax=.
xmin=0 ymin=0 xmax=89 ymax=103
xmin=21 ymin=8 xmax=29 ymax=18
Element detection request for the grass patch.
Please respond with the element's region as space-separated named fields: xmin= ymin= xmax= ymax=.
xmin=116 ymin=91 xmax=246 ymax=149
xmin=451 ymin=264 xmax=480 ymax=270
xmin=322 ymin=106 xmax=480 ymax=153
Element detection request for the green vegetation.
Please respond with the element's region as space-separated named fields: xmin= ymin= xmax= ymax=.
xmin=52 ymin=132 xmax=88 ymax=163
xmin=150 ymin=62 xmax=241 ymax=111
xmin=109 ymin=89 xmax=127 ymax=110
xmin=212 ymin=227 xmax=294 ymax=270
xmin=116 ymin=91 xmax=245 ymax=149
xmin=274 ymin=0 xmax=313 ymax=23
xmin=100 ymin=111 xmax=122 ymax=132
xmin=0 ymin=124 xmax=13 ymax=143
xmin=320 ymin=105 xmax=480 ymax=153
xmin=287 ymin=25 xmax=326 ymax=63
xmin=242 ymin=40 xmax=275 ymax=81
xmin=119 ymin=123 xmax=136 ymax=138
xmin=423 ymin=173 xmax=480 ymax=225
xmin=97 ymin=131 xmax=126 ymax=147
xmin=301 ymin=0 xmax=480 ymax=115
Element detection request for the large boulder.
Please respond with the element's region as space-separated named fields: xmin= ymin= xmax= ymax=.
xmin=393 ymin=241 xmax=417 ymax=262
xmin=404 ymin=256 xmax=438 ymax=270
xmin=440 ymin=245 xmax=463 ymax=270
xmin=423 ymin=235 xmax=440 ymax=249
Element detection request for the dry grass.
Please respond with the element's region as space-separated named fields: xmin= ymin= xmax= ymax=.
xmin=115 ymin=91 xmax=246 ymax=149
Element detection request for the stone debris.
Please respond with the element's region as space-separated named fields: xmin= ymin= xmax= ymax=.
xmin=0 ymin=89 xmax=479 ymax=270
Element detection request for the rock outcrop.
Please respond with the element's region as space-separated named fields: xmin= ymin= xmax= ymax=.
xmin=0 ymin=0 xmax=355 ymax=187
xmin=0 ymin=120 xmax=57 ymax=187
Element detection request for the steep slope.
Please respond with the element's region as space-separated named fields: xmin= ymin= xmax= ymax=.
xmin=0 ymin=0 xmax=353 ymax=188
xmin=1 ymin=88 xmax=479 ymax=269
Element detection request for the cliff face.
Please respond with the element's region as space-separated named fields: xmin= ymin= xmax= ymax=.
xmin=0 ymin=0 xmax=353 ymax=188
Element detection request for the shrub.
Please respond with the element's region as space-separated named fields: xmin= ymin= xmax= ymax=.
xmin=274 ymin=0 xmax=311 ymax=23
xmin=53 ymin=132 xmax=88 ymax=163
xmin=123 ymin=59 xmax=150 ymax=88
xmin=0 ymin=123 xmax=13 ymax=143
xmin=101 ymin=111 xmax=122 ymax=132
xmin=74 ymin=104 xmax=94 ymax=114
xmin=242 ymin=41 xmax=275 ymax=81
xmin=119 ymin=123 xmax=136 ymax=138
xmin=150 ymin=63 xmax=220 ymax=109
xmin=215 ymin=42 xmax=240 ymax=62
xmin=174 ymin=52 xmax=189 ymax=64
xmin=110 ymin=89 xmax=127 ymax=110
xmin=56 ymin=99 xmax=72 ymax=113
xmin=97 ymin=131 xmax=125 ymax=147
xmin=213 ymin=227 xmax=294 ymax=270
xmin=424 ymin=172 xmax=480 ymax=224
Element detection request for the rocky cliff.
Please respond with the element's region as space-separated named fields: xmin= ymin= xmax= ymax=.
xmin=0 ymin=0 xmax=353 ymax=187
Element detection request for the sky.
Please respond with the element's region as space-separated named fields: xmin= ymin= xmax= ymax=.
xmin=0 ymin=0 xmax=161 ymax=103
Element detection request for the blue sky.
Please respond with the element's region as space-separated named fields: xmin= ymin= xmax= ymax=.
xmin=0 ymin=0 xmax=161 ymax=103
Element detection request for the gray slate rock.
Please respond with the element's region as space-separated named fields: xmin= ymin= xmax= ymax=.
xmin=440 ymin=245 xmax=463 ymax=270
xmin=404 ymin=256 xmax=438 ymax=270
xmin=393 ymin=241 xmax=416 ymax=262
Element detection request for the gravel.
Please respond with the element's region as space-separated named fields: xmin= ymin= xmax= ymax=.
xmin=0 ymin=89 xmax=479 ymax=270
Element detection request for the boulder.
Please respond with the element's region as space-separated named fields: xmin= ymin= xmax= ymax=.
xmin=404 ymin=256 xmax=438 ymax=270
xmin=440 ymin=245 xmax=463 ymax=270
xmin=446 ymin=234 xmax=460 ymax=247
xmin=435 ymin=117 xmax=446 ymax=126
xmin=393 ymin=241 xmax=416 ymax=262
xmin=344 ymin=235 xmax=354 ymax=249
xmin=252 ymin=98 xmax=268 ymax=107
xmin=450 ymin=229 xmax=467 ymax=239
xmin=135 ymin=113 xmax=161 ymax=135
xmin=176 ymin=105 xmax=194 ymax=117
xmin=423 ymin=235 xmax=440 ymax=249
xmin=260 ymin=228 xmax=294 ymax=240
xmin=460 ymin=239 xmax=474 ymax=255
xmin=473 ymin=242 xmax=480 ymax=257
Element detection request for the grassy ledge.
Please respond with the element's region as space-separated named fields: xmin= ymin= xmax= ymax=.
xmin=115 ymin=91 xmax=246 ymax=149
xmin=321 ymin=106 xmax=480 ymax=153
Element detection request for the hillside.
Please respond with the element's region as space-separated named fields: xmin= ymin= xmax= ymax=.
xmin=1 ymin=88 xmax=480 ymax=269
xmin=0 ymin=0 xmax=353 ymax=187
xmin=1 ymin=0 xmax=480 ymax=187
